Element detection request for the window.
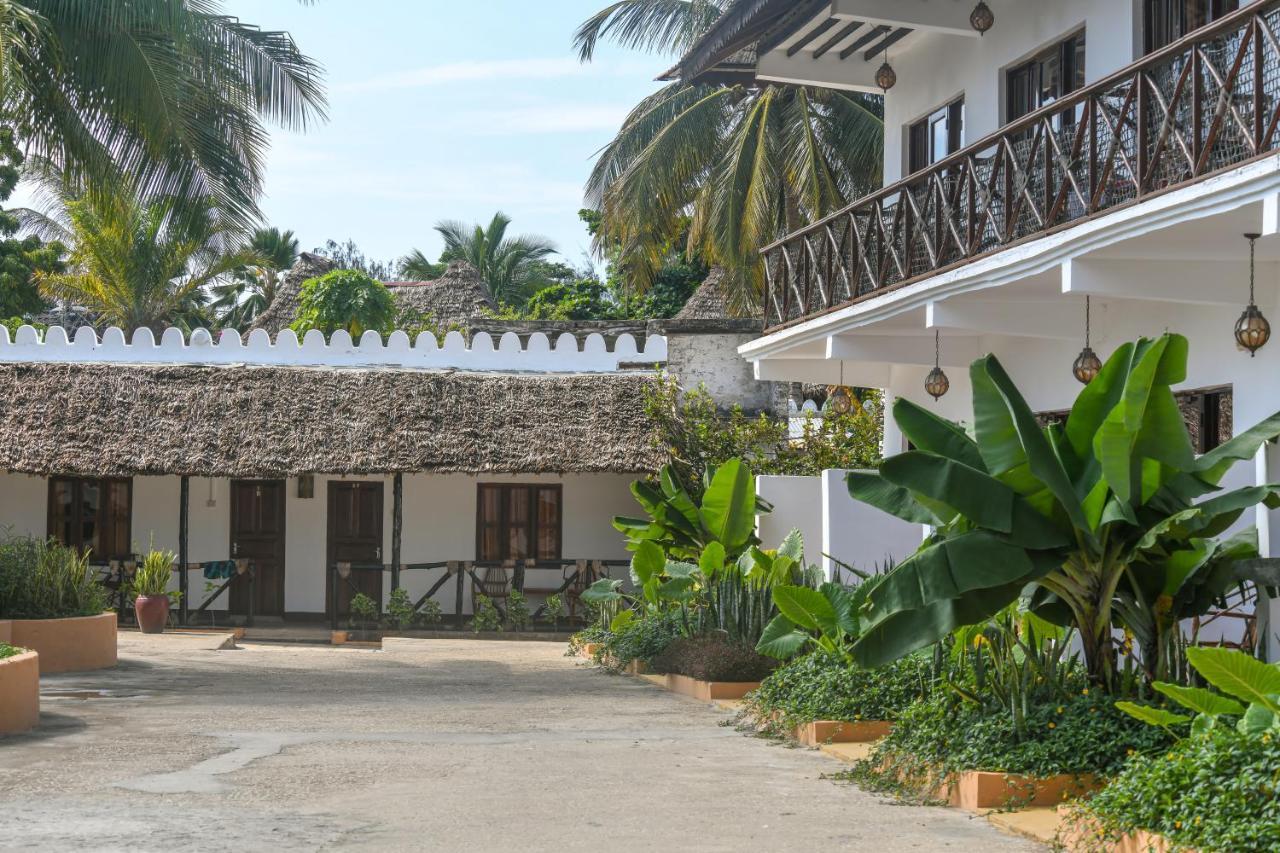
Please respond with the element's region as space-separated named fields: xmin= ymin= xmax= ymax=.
xmin=476 ymin=484 xmax=561 ymax=561
xmin=1036 ymin=387 xmax=1231 ymax=453
xmin=908 ymin=99 xmax=964 ymax=174
xmin=1006 ymin=31 xmax=1086 ymax=124
xmin=48 ymin=477 xmax=132 ymax=560
xmin=1145 ymin=0 xmax=1238 ymax=54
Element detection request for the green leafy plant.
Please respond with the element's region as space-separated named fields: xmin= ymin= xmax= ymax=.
xmin=506 ymin=590 xmax=531 ymax=631
xmin=847 ymin=334 xmax=1280 ymax=691
xmin=0 ymin=535 xmax=108 ymax=619
xmin=544 ymin=593 xmax=564 ymax=629
xmin=0 ymin=643 xmax=20 ymax=660
xmin=470 ymin=594 xmax=501 ymax=633
xmin=385 ymin=588 xmax=415 ymax=631
xmin=348 ymin=592 xmax=379 ymax=632
xmin=290 ymin=269 xmax=396 ymax=337
xmin=129 ymin=548 xmax=179 ymax=601
xmin=648 ymin=636 xmax=777 ymax=683
xmin=1117 ymin=646 xmax=1280 ymax=738
xmin=756 ymin=581 xmax=866 ymax=662
xmin=416 ymin=598 xmax=443 ymax=627
xmin=594 ymin=608 xmax=684 ymax=671
xmin=745 ymin=651 xmax=932 ymax=732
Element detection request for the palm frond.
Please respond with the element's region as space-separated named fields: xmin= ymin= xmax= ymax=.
xmin=573 ymin=0 xmax=725 ymax=62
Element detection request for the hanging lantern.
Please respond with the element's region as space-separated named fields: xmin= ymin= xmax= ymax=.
xmin=827 ymin=362 xmax=853 ymax=414
xmin=1235 ymin=233 xmax=1271 ymax=357
xmin=1072 ymin=295 xmax=1102 ymax=384
xmin=970 ymin=1 xmax=995 ymax=35
xmin=925 ymin=330 xmax=950 ymax=400
xmin=875 ymin=50 xmax=897 ymax=92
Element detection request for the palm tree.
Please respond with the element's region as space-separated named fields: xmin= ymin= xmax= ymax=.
xmin=211 ymin=227 xmax=300 ymax=329
xmin=0 ymin=1 xmax=327 ymax=230
xmin=575 ymin=1 xmax=883 ymax=312
xmin=397 ymin=248 xmax=445 ymax=281
xmin=404 ymin=212 xmax=558 ymax=304
xmin=24 ymin=181 xmax=260 ymax=332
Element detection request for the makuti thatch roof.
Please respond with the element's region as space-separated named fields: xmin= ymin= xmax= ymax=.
xmin=386 ymin=261 xmax=496 ymax=326
xmin=0 ymin=362 xmax=660 ymax=478
xmin=251 ymin=252 xmax=336 ymax=335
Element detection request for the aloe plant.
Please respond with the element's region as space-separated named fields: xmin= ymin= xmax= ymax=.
xmin=847 ymin=334 xmax=1280 ymax=691
xmin=1117 ymin=646 xmax=1280 ymax=738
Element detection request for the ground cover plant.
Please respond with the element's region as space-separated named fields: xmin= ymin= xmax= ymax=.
xmin=0 ymin=643 xmax=21 ymax=660
xmin=744 ymin=651 xmax=932 ymax=735
xmin=0 ymin=535 xmax=108 ymax=619
xmin=1067 ymin=646 xmax=1280 ymax=850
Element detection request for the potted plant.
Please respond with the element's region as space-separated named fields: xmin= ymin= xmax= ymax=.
xmin=130 ymin=548 xmax=179 ymax=634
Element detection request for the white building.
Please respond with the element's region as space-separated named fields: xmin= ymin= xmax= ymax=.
xmin=670 ymin=0 xmax=1279 ymax=656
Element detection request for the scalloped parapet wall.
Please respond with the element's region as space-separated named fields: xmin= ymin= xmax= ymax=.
xmin=0 ymin=326 xmax=668 ymax=373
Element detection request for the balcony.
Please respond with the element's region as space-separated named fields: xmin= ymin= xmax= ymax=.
xmin=762 ymin=0 xmax=1280 ymax=331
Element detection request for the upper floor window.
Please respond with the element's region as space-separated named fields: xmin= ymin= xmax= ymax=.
xmin=48 ymin=477 xmax=132 ymax=560
xmin=1145 ymin=0 xmax=1239 ymax=54
xmin=908 ymin=99 xmax=964 ymax=175
xmin=1006 ymin=31 xmax=1086 ymax=124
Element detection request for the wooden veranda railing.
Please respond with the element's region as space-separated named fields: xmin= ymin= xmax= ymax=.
xmin=762 ymin=1 xmax=1280 ymax=331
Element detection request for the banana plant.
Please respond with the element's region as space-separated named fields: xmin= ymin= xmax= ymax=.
xmin=613 ymin=459 xmax=770 ymax=562
xmin=1117 ymin=646 xmax=1280 ymax=738
xmin=846 ymin=334 xmax=1280 ymax=691
xmin=580 ymin=539 xmax=698 ymax=631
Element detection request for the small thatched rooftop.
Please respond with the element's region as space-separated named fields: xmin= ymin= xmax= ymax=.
xmin=0 ymin=362 xmax=660 ymax=478
xmin=387 ymin=261 xmax=496 ymax=326
xmin=250 ymin=252 xmax=337 ymax=335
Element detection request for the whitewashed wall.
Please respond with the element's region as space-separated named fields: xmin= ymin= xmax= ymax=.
xmin=822 ymin=469 xmax=925 ymax=581
xmin=0 ymin=471 xmax=636 ymax=617
xmin=756 ymin=475 xmax=825 ymax=567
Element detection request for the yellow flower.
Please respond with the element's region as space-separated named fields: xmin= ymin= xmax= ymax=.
xmin=1082 ymin=687 xmax=1090 ymax=695
xmin=1056 ymin=706 xmax=1065 ymax=714
xmin=1048 ymin=722 xmax=1056 ymax=729
xmin=1175 ymin=821 xmax=1182 ymax=829
xmin=1127 ymin=748 xmax=1135 ymax=756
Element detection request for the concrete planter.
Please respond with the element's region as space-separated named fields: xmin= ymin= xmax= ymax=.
xmin=1058 ymin=810 xmax=1187 ymax=852
xmin=665 ymin=673 xmax=761 ymax=701
xmin=937 ymin=770 xmax=1098 ymax=811
xmin=0 ymin=649 xmax=40 ymax=734
xmin=793 ymin=720 xmax=892 ymax=746
xmin=8 ymin=612 xmax=117 ymax=673
xmin=0 ymin=619 xmax=11 ymax=643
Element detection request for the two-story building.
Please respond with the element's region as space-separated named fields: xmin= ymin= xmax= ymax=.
xmin=669 ymin=0 xmax=1280 ymax=657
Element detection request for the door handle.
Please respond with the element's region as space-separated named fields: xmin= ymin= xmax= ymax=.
xmin=376 ymin=546 xmax=382 ymax=561
xmin=232 ymin=541 xmax=239 ymax=556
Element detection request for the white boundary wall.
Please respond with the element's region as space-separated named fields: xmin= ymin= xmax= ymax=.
xmin=0 ymin=324 xmax=666 ymax=373
xmin=756 ymin=475 xmax=824 ymax=568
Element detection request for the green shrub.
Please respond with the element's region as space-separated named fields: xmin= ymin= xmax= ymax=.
xmin=290 ymin=268 xmax=396 ymax=337
xmin=0 ymin=535 xmax=108 ymax=619
xmin=128 ymin=547 xmax=179 ymax=601
xmin=348 ymin=592 xmax=379 ymax=630
xmin=1070 ymin=728 xmax=1280 ymax=852
xmin=470 ymin=594 xmax=501 ymax=633
xmin=416 ymin=598 xmax=443 ymax=627
xmin=596 ymin=609 xmax=683 ymax=670
xmin=0 ymin=643 xmax=20 ymax=659
xmin=746 ymin=651 xmax=932 ymax=730
xmin=506 ymin=590 xmax=530 ymax=631
xmin=544 ymin=593 xmax=564 ymax=628
xmin=855 ymin=687 xmax=1170 ymax=792
xmin=649 ymin=635 xmax=777 ymax=682
xmin=385 ymin=588 xmax=414 ymax=630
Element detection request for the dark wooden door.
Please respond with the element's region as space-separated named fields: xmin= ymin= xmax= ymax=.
xmin=230 ymin=480 xmax=286 ymax=617
xmin=327 ymin=481 xmax=384 ymax=618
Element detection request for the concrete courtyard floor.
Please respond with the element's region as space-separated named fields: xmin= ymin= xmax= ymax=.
xmin=0 ymin=634 xmax=1044 ymax=852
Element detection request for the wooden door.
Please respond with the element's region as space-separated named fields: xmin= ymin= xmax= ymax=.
xmin=230 ymin=480 xmax=286 ymax=617
xmin=327 ymin=481 xmax=384 ymax=618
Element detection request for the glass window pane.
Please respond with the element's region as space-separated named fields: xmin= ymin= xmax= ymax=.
xmin=50 ymin=480 xmax=75 ymax=549
xmin=536 ymin=488 xmax=560 ymax=559
xmin=103 ymin=481 xmax=131 ymax=558
xmin=81 ymin=480 xmax=100 ymax=559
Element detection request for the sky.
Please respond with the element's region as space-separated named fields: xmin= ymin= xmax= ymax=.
xmin=220 ymin=0 xmax=666 ymax=274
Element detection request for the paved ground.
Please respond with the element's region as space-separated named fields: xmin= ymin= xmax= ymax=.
xmin=0 ymin=634 xmax=1043 ymax=852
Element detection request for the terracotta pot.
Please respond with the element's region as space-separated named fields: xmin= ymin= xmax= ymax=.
xmin=134 ymin=594 xmax=171 ymax=634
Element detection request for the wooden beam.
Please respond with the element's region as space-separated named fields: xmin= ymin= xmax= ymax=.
xmin=863 ymin=27 xmax=912 ymax=62
xmin=813 ymin=20 xmax=864 ymax=60
xmin=391 ymin=472 xmax=403 ymax=592
xmin=179 ymin=475 xmax=189 ymax=626
xmin=787 ymin=16 xmax=840 ymax=57
xmin=840 ymin=24 xmax=889 ymax=59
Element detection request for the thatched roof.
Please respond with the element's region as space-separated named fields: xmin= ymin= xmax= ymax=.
xmin=387 ymin=261 xmax=496 ymax=326
xmin=0 ymin=362 xmax=661 ymax=478
xmin=673 ymin=268 xmax=763 ymax=322
xmin=251 ymin=252 xmax=337 ymax=335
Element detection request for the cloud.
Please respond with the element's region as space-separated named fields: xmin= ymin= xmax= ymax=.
xmin=338 ymin=56 xmax=654 ymax=94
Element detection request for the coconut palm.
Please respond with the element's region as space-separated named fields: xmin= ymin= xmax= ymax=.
xmin=24 ymin=181 xmax=260 ymax=333
xmin=576 ymin=0 xmax=883 ymax=312
xmin=211 ymin=227 xmax=300 ymax=329
xmin=0 ymin=1 xmax=327 ymax=230
xmin=405 ymin=212 xmax=558 ymax=304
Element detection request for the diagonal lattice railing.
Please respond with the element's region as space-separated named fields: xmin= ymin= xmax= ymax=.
xmin=762 ymin=1 xmax=1280 ymax=331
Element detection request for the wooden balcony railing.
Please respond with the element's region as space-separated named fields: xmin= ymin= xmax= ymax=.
xmin=762 ymin=1 xmax=1280 ymax=331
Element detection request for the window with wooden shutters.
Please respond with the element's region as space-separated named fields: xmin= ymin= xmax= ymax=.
xmin=908 ymin=99 xmax=964 ymax=175
xmin=476 ymin=484 xmax=562 ymax=561
xmin=1006 ymin=31 xmax=1086 ymax=126
xmin=1144 ymin=0 xmax=1239 ymax=54
xmin=47 ymin=477 xmax=132 ymax=560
